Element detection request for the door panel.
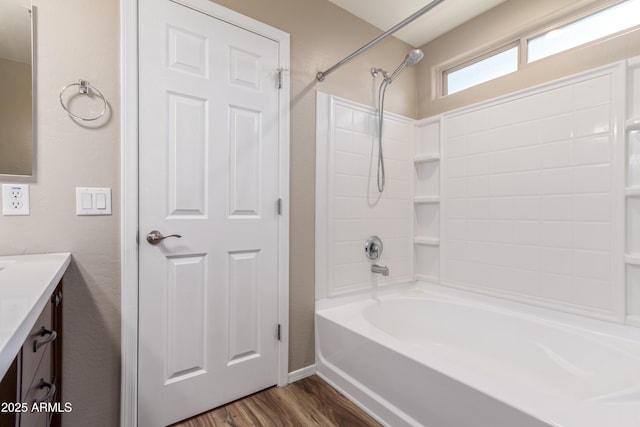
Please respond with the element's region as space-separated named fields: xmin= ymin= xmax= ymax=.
xmin=229 ymin=106 xmax=262 ymax=216
xmin=165 ymin=254 xmax=207 ymax=383
xmin=228 ymin=250 xmax=260 ymax=363
xmin=167 ymin=93 xmax=208 ymax=217
xmin=138 ymin=0 xmax=281 ymax=425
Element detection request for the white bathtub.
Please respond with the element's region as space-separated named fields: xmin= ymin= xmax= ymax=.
xmin=315 ymin=282 xmax=640 ymax=427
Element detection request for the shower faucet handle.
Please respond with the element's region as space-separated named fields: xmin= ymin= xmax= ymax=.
xmin=365 ymin=236 xmax=383 ymax=261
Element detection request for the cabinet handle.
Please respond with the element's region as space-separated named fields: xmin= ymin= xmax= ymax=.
xmin=34 ymin=379 xmax=57 ymax=404
xmin=51 ymin=290 xmax=62 ymax=307
xmin=33 ymin=327 xmax=57 ymax=352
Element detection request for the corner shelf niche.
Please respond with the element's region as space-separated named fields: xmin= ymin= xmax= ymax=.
xmin=414 ymin=196 xmax=440 ymax=204
xmin=414 ymin=237 xmax=440 ymax=246
xmin=414 ymin=117 xmax=441 ymax=282
xmin=414 ymin=154 xmax=440 ymax=164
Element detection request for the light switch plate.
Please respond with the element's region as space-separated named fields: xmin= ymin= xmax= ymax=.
xmin=2 ymin=184 xmax=30 ymax=216
xmin=76 ymin=187 xmax=112 ymax=215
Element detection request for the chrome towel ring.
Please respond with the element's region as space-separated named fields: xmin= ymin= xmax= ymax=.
xmin=59 ymin=79 xmax=107 ymax=121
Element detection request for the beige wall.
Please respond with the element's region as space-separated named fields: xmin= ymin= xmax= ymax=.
xmin=0 ymin=0 xmax=120 ymax=426
xmin=0 ymin=57 xmax=32 ymax=176
xmin=417 ymin=0 xmax=640 ymax=118
xmin=0 ymin=0 xmax=415 ymax=424
xmin=211 ymin=0 xmax=417 ymax=371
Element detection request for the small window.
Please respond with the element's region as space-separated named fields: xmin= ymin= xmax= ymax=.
xmin=439 ymin=0 xmax=640 ymax=97
xmin=528 ymin=0 xmax=640 ymax=63
xmin=444 ymin=45 xmax=518 ymax=95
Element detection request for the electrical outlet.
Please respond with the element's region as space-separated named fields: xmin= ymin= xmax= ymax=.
xmin=2 ymin=184 xmax=30 ymax=215
xmin=9 ymin=188 xmax=23 ymax=199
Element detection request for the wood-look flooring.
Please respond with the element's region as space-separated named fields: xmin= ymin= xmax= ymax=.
xmin=171 ymin=375 xmax=382 ymax=427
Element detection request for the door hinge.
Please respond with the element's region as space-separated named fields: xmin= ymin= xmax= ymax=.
xmin=277 ymin=68 xmax=288 ymax=89
xmin=277 ymin=324 xmax=281 ymax=341
xmin=277 ymin=198 xmax=283 ymax=216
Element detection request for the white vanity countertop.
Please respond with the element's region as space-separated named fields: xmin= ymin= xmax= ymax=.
xmin=0 ymin=252 xmax=71 ymax=380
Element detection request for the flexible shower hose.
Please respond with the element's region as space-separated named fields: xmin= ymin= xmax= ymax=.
xmin=377 ymin=79 xmax=390 ymax=193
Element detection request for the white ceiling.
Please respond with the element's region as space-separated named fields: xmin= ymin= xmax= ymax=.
xmin=327 ymin=0 xmax=508 ymax=47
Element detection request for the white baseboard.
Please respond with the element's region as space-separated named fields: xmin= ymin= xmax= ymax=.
xmin=287 ymin=364 xmax=317 ymax=383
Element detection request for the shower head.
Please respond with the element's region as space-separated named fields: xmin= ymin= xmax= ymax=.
xmin=405 ymin=48 xmax=424 ymax=66
xmin=385 ymin=49 xmax=424 ymax=83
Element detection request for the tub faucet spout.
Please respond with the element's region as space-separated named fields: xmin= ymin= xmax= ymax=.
xmin=372 ymin=264 xmax=389 ymax=276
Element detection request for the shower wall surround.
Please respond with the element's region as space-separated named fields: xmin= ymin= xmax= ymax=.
xmin=440 ymin=62 xmax=626 ymax=322
xmin=316 ymin=92 xmax=414 ymax=298
xmin=626 ymin=57 xmax=640 ymax=327
xmin=317 ymin=57 xmax=640 ymax=326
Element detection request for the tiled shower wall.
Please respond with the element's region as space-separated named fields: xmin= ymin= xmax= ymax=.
xmin=441 ymin=63 xmax=626 ymax=321
xmin=316 ymin=92 xmax=413 ymax=298
xmin=626 ymin=57 xmax=640 ymax=327
xmin=317 ymin=59 xmax=640 ymax=324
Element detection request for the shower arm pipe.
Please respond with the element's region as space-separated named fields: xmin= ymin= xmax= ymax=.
xmin=315 ymin=0 xmax=446 ymax=82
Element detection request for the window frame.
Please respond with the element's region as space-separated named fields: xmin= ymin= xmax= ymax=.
xmin=442 ymin=41 xmax=520 ymax=96
xmin=524 ymin=0 xmax=640 ymax=63
xmin=439 ymin=0 xmax=638 ymax=97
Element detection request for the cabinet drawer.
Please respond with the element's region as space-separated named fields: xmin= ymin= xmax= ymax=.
xmin=21 ymin=301 xmax=55 ymax=399
xmin=19 ymin=345 xmax=53 ymax=427
xmin=19 ymin=405 xmax=47 ymax=427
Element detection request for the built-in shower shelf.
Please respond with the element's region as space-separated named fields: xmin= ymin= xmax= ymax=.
xmin=414 ymin=196 xmax=440 ymax=204
xmin=414 ymin=118 xmax=441 ymax=285
xmin=414 ymin=237 xmax=440 ymax=246
xmin=625 ymin=187 xmax=640 ymax=197
xmin=625 ymin=254 xmax=640 ymax=266
xmin=414 ymin=154 xmax=440 ymax=165
xmin=626 ymin=117 xmax=640 ymax=131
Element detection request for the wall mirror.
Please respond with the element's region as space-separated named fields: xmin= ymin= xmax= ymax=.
xmin=0 ymin=0 xmax=35 ymax=181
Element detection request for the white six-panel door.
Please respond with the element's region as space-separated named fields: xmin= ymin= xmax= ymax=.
xmin=138 ymin=0 xmax=285 ymax=425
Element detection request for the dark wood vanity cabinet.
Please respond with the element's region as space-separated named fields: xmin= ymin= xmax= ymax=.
xmin=0 ymin=281 xmax=63 ymax=427
xmin=50 ymin=284 xmax=63 ymax=427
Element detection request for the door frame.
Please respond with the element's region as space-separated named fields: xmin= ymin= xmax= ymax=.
xmin=120 ymin=0 xmax=290 ymax=425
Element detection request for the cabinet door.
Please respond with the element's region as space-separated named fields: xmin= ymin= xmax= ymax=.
xmin=1 ymin=281 xmax=63 ymax=427
xmin=20 ymin=345 xmax=53 ymax=427
xmin=0 ymin=356 xmax=19 ymax=427
xmin=50 ymin=284 xmax=63 ymax=427
xmin=21 ymin=302 xmax=53 ymax=399
xmin=18 ymin=282 xmax=62 ymax=427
